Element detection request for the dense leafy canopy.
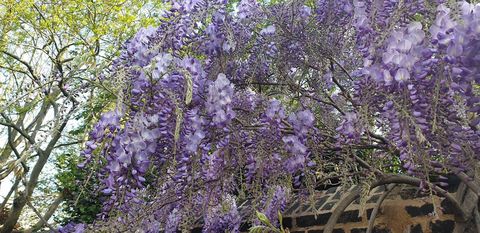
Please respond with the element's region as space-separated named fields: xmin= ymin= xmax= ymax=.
xmin=72 ymin=0 xmax=479 ymax=232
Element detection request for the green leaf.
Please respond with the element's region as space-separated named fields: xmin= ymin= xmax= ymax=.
xmin=249 ymin=226 xmax=267 ymax=233
xmin=256 ymin=210 xmax=271 ymax=226
xmin=278 ymin=210 xmax=284 ymax=232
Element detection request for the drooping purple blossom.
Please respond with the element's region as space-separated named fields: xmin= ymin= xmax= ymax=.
xmin=203 ymin=196 xmax=241 ymax=233
xmin=206 ymin=73 xmax=236 ymax=126
xmin=75 ymin=1 xmax=480 ymax=231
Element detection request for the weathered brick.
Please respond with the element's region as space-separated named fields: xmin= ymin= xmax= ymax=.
xmin=296 ymin=213 xmax=331 ymax=227
xmin=430 ymin=220 xmax=455 ymax=233
xmin=301 ymin=203 xmax=312 ymax=212
xmin=337 ymin=210 xmax=361 ymax=223
xmin=405 ymin=203 xmax=434 ymax=217
xmin=351 ymin=228 xmax=367 ymax=233
xmin=239 ymin=222 xmax=251 ymax=232
xmin=371 ymin=227 xmax=391 ymax=233
xmin=410 ymin=224 xmax=422 ymax=233
xmin=440 ymin=198 xmax=454 ymax=215
xmin=191 ymin=227 xmax=202 ymax=233
xmin=285 ymin=201 xmax=301 ymax=215
xmin=445 ymin=175 xmax=460 ymax=193
xmin=307 ymin=230 xmax=323 ymax=233
xmin=315 ymin=196 xmax=329 ymax=209
xmin=282 ymin=217 xmax=293 ymax=229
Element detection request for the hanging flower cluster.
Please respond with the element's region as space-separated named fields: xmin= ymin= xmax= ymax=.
xmin=76 ymin=0 xmax=480 ymax=232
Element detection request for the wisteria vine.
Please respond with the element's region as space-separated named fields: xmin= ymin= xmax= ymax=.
xmin=68 ymin=0 xmax=480 ymax=232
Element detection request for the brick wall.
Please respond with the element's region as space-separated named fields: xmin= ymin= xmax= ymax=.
xmin=189 ymin=178 xmax=478 ymax=233
xmin=272 ymin=185 xmax=458 ymax=233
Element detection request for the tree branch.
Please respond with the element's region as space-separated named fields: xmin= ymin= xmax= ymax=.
xmin=0 ymin=113 xmax=35 ymax=145
xmin=53 ymin=140 xmax=83 ymax=149
xmin=373 ymin=174 xmax=467 ymax=221
xmin=26 ymin=200 xmax=59 ymax=233
xmin=0 ymin=177 xmax=21 ymax=211
xmin=0 ymin=50 xmax=39 ymax=83
xmin=25 ymin=193 xmax=64 ymax=233
xmin=7 ymin=127 xmax=28 ymax=173
xmin=366 ymin=184 xmax=396 ymax=233
xmin=0 ymin=103 xmax=76 ymax=233
xmin=323 ymin=185 xmax=361 ymax=233
xmin=457 ymin=172 xmax=480 ymax=197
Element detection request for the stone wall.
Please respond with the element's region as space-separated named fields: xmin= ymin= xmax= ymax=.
xmin=269 ymin=185 xmax=458 ymax=233
xmin=188 ymin=177 xmax=478 ymax=233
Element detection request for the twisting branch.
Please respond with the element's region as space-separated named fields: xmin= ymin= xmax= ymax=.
xmin=329 ymin=57 xmax=353 ymax=81
xmin=366 ymin=184 xmax=396 ymax=233
xmin=372 ymin=174 xmax=467 ymax=221
xmin=306 ymin=60 xmax=391 ymax=148
xmin=352 ymin=154 xmax=383 ymax=176
xmin=473 ymin=206 xmax=480 ymax=233
xmin=7 ymin=127 xmax=28 ymax=172
xmin=457 ymin=172 xmax=480 ymax=197
xmin=1 ymin=96 xmax=77 ymax=233
xmin=53 ymin=140 xmax=83 ymax=149
xmin=323 ymin=185 xmax=362 ymax=233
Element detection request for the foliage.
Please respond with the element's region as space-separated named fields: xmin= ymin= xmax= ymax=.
xmin=74 ymin=0 xmax=478 ymax=232
xmin=249 ymin=211 xmax=289 ymax=233
xmin=55 ymin=151 xmax=102 ymax=225
xmin=0 ymin=0 xmax=165 ymax=232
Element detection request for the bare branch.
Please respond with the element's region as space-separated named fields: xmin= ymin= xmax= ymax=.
xmin=0 ymin=113 xmax=35 ymax=145
xmin=25 ymin=192 xmax=64 ymax=233
xmin=7 ymin=126 xmax=28 ymax=172
xmin=53 ymin=140 xmax=83 ymax=149
xmin=323 ymin=185 xmax=361 ymax=233
xmin=457 ymin=172 xmax=480 ymax=197
xmin=26 ymin=200 xmax=59 ymax=233
xmin=366 ymin=184 xmax=396 ymax=233
xmin=0 ymin=50 xmax=39 ymax=83
xmin=0 ymin=177 xmax=21 ymax=211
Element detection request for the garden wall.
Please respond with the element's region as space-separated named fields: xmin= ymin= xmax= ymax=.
xmin=188 ymin=175 xmax=479 ymax=233
xmin=231 ymin=177 xmax=477 ymax=233
xmin=266 ymin=185 xmax=458 ymax=233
